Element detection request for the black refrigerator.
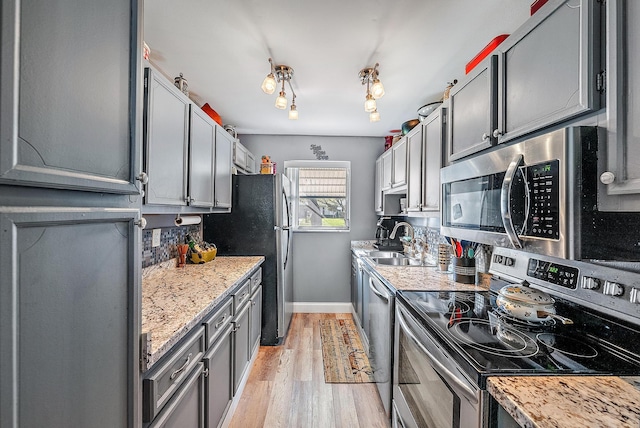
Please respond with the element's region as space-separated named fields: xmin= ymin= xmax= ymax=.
xmin=203 ymin=173 xmax=293 ymax=345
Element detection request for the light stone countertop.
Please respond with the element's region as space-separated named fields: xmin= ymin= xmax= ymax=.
xmin=487 ymin=376 xmax=640 ymax=428
xmin=141 ymin=256 xmax=264 ymax=371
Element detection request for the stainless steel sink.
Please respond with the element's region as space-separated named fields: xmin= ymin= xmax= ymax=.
xmin=367 ymin=251 xmax=405 ymax=258
xmin=370 ymin=257 xmax=422 ymax=266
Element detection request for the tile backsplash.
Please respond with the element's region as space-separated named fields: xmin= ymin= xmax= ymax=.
xmin=142 ymin=224 xmax=202 ymax=268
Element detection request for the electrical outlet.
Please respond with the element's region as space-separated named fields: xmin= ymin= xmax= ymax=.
xmin=152 ymin=229 xmax=161 ymax=248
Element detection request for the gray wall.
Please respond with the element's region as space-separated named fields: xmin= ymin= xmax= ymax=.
xmin=240 ymin=134 xmax=383 ymax=303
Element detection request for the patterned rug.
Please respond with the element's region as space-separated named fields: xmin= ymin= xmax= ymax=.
xmin=319 ymin=318 xmax=374 ymax=383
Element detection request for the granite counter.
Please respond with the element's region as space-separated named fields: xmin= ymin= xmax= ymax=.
xmin=487 ymin=376 xmax=640 ymax=428
xmin=141 ymin=256 xmax=264 ymax=371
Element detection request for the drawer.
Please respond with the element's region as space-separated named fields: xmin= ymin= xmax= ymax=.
xmin=203 ymin=298 xmax=233 ymax=348
xmin=250 ymin=267 xmax=262 ymax=292
xmin=143 ymin=326 xmax=206 ymax=422
xmin=148 ymin=362 xmax=205 ymax=428
xmin=233 ymin=279 xmax=251 ymax=313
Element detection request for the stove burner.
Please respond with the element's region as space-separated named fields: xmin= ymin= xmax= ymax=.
xmin=448 ymin=319 xmax=539 ymax=358
xmin=536 ymin=333 xmax=599 ymax=358
xmin=491 ymin=308 xmax=556 ymax=331
xmin=448 ymin=301 xmax=471 ymax=315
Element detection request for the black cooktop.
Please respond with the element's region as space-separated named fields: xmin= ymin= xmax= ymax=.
xmin=398 ymin=282 xmax=640 ymax=388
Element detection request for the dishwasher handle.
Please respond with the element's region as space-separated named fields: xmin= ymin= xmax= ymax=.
xmin=396 ymin=307 xmax=479 ymax=405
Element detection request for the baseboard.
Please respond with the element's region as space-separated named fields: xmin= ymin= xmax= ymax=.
xmin=293 ymin=302 xmax=353 ymax=313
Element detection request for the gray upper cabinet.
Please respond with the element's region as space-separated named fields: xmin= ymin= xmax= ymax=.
xmin=422 ymin=106 xmax=445 ymax=212
xmin=406 ymin=124 xmax=424 ymax=212
xmin=391 ymin=137 xmax=407 ymax=188
xmin=447 ymin=55 xmax=497 ymax=162
xmin=214 ymin=128 xmax=233 ymax=209
xmin=0 ymin=0 xmax=141 ymax=194
xmin=600 ymin=0 xmax=640 ymax=210
xmin=374 ymin=157 xmax=383 ymax=213
xmin=0 ymin=208 xmax=141 ymax=428
xmin=189 ymin=107 xmax=215 ymax=208
xmin=144 ymin=68 xmax=190 ymax=206
xmin=495 ymin=0 xmax=602 ymax=144
xmin=380 ymin=150 xmax=393 ymax=191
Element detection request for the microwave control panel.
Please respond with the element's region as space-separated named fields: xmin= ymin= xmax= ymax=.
xmin=525 ymin=160 xmax=560 ymax=239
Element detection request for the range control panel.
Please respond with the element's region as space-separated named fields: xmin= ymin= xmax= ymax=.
xmin=527 ymin=258 xmax=579 ymax=289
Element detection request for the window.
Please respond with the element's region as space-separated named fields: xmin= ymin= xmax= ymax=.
xmin=285 ymin=160 xmax=350 ymax=231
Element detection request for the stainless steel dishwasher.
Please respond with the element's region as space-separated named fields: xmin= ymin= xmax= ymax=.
xmin=367 ymin=272 xmax=395 ymax=418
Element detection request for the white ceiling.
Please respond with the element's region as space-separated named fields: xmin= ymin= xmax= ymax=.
xmin=143 ymin=0 xmax=532 ymax=137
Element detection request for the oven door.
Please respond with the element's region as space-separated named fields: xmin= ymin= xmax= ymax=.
xmin=393 ymin=303 xmax=482 ymax=428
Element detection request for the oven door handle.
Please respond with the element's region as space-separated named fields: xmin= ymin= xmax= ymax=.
xmin=369 ymin=279 xmax=390 ymax=303
xmin=501 ymin=154 xmax=524 ymax=249
xmin=397 ymin=307 xmax=479 ymax=405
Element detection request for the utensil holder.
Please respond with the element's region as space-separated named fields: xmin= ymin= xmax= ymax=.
xmin=438 ymin=244 xmax=451 ymax=272
xmin=452 ymin=257 xmax=476 ymax=284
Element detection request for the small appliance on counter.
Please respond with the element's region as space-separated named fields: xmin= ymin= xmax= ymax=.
xmin=374 ymin=217 xmax=404 ymax=251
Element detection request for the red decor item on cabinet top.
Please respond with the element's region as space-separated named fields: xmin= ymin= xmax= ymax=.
xmin=530 ymin=0 xmax=549 ymax=15
xmin=201 ymin=103 xmax=223 ymax=126
xmin=465 ymin=34 xmax=510 ymax=75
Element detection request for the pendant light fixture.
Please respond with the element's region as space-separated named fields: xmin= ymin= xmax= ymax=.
xmin=359 ymin=63 xmax=384 ymax=122
xmin=261 ymin=58 xmax=298 ymax=119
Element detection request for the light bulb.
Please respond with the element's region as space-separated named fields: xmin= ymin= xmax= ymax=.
xmin=369 ymin=110 xmax=380 ymax=122
xmin=261 ymin=73 xmax=277 ymax=94
xmin=364 ymin=94 xmax=377 ymax=112
xmin=371 ymin=78 xmax=385 ymax=99
xmin=288 ymin=104 xmax=298 ymax=120
xmin=275 ymin=91 xmax=287 ymax=109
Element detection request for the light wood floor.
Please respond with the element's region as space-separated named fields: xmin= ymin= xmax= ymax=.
xmin=229 ymin=313 xmax=390 ymax=428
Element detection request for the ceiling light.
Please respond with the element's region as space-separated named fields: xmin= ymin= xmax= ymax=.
xmin=359 ymin=63 xmax=384 ymax=122
xmin=262 ymin=58 xmax=297 ymax=117
xmin=289 ymin=96 xmax=298 ymax=120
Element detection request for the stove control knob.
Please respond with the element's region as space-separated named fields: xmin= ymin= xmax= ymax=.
xmin=581 ymin=277 xmax=601 ymax=290
xmin=630 ymin=288 xmax=640 ymax=304
xmin=603 ymin=281 xmax=625 ymax=297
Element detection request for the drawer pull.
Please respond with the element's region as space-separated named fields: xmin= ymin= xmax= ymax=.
xmin=215 ymin=315 xmax=227 ymax=329
xmin=170 ymin=353 xmax=192 ymax=380
xmin=233 ymin=323 xmax=241 ymax=332
xmin=239 ymin=292 xmax=248 ymax=303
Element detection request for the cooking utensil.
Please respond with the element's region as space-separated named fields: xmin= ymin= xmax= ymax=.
xmin=417 ymin=101 xmax=443 ymax=121
xmin=496 ymin=294 xmax=558 ymax=323
xmin=536 ymin=311 xmax=573 ymax=325
xmin=401 ymin=119 xmax=420 ymax=135
xmin=498 ymin=281 xmax=554 ymax=304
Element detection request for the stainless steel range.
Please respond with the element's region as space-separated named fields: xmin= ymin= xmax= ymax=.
xmin=392 ymin=247 xmax=640 ymax=428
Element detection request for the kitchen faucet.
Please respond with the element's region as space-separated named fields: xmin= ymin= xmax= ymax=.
xmin=389 ymin=222 xmax=414 ymax=241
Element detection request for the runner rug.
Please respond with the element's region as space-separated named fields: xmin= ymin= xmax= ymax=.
xmin=319 ymin=318 xmax=374 ymax=383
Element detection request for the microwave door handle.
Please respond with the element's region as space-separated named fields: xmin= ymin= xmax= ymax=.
xmin=501 ymin=154 xmax=524 ymax=249
xmin=396 ymin=308 xmax=479 ymax=405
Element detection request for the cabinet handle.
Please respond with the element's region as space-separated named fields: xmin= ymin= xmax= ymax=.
xmin=600 ymin=171 xmax=615 ymax=185
xmin=136 ymin=172 xmax=149 ymax=185
xmin=170 ymin=352 xmax=192 ymax=380
xmin=492 ymin=129 xmax=502 ymax=138
xmin=233 ymin=323 xmax=241 ymax=332
xmin=215 ymin=315 xmax=226 ymax=329
xmin=482 ymin=133 xmax=490 ymax=143
xmin=203 ymin=368 xmax=210 ymax=378
xmin=134 ymin=217 xmax=147 ymax=229
xmin=239 ymin=292 xmax=248 ymax=303
xmin=252 ymin=300 xmax=257 ymax=306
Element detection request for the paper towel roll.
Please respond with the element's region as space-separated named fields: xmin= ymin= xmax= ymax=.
xmin=174 ymin=215 xmax=201 ymax=227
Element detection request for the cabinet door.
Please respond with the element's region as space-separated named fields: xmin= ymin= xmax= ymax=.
xmin=381 ymin=150 xmax=393 ymax=191
xmin=232 ymin=303 xmax=250 ymax=394
xmin=0 ymin=0 xmax=141 ymax=194
xmin=496 ymin=0 xmax=602 ymax=144
xmin=392 ymin=138 xmax=407 ymax=187
xmin=203 ymin=325 xmax=233 ymax=428
xmin=189 ymin=107 xmax=215 ymax=208
xmin=246 ymin=152 xmax=256 ymax=174
xmin=406 ymin=125 xmax=423 ymax=211
xmin=0 ymin=208 xmax=141 ymax=428
xmin=214 ymin=128 xmax=232 ymax=209
xmin=600 ymin=0 xmax=640 ymax=209
xmin=422 ymin=107 xmax=445 ymax=212
xmin=447 ymin=55 xmax=497 ymax=162
xmin=149 ymin=363 xmax=205 ymax=428
xmin=144 ymin=68 xmax=189 ymax=206
xmin=233 ymin=141 xmax=247 ymax=171
xmin=374 ymin=157 xmax=383 ymax=212
xmin=249 ymin=285 xmax=262 ymax=356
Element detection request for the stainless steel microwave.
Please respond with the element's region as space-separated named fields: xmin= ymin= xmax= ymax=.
xmin=441 ymin=126 xmax=640 ymax=261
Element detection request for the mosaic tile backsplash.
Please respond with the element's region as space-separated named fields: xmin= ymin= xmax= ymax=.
xmin=142 ymin=224 xmax=202 ymax=268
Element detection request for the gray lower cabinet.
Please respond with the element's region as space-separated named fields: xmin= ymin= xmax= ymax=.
xmin=249 ymin=285 xmax=263 ymax=356
xmin=233 ymin=302 xmax=251 ymax=394
xmin=214 ymin=127 xmax=233 ymax=209
xmin=149 ymin=363 xmax=206 ymax=428
xmin=0 ymin=208 xmax=141 ymax=428
xmin=600 ymin=0 xmax=640 ymax=210
xmin=203 ymin=324 xmax=233 ymax=428
xmin=0 ymin=0 xmax=141 ymax=195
